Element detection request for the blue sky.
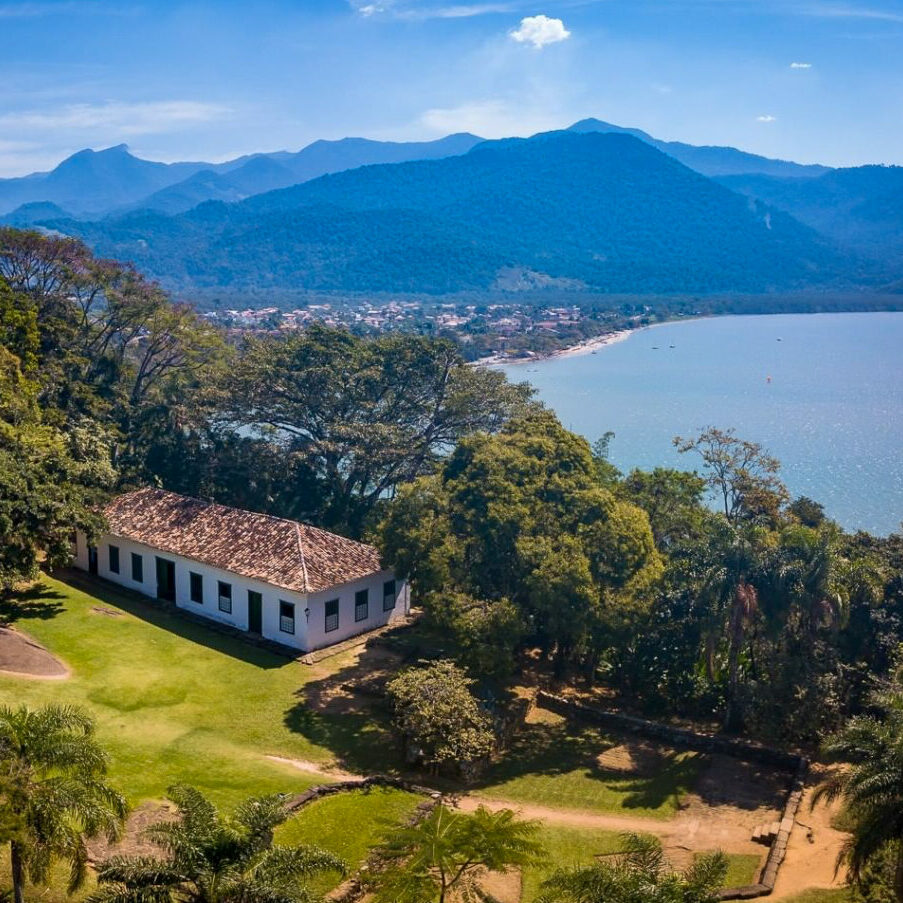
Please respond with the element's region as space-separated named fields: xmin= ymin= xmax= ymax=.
xmin=1 ymin=0 xmax=902 ymax=176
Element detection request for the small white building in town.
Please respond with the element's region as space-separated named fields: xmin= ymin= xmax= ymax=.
xmin=73 ymin=488 xmax=410 ymax=653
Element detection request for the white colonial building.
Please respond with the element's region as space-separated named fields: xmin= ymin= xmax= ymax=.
xmin=73 ymin=488 xmax=409 ymax=653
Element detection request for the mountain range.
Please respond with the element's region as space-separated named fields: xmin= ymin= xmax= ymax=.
xmin=0 ymin=133 xmax=483 ymax=218
xmin=49 ymin=130 xmax=861 ymax=295
xmin=0 ymin=119 xmax=832 ymax=220
xmin=3 ymin=119 xmax=901 ymax=296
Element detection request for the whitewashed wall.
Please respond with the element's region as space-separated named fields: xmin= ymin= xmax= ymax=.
xmin=305 ymin=572 xmax=411 ymax=652
xmin=73 ymin=531 xmax=408 ymax=653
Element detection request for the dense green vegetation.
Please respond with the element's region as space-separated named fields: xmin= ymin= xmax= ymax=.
xmin=49 ymin=132 xmax=858 ymax=295
xmin=720 ymin=166 xmax=903 ymax=269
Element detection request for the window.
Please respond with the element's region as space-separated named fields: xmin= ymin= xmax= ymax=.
xmin=324 ymin=598 xmax=339 ymax=633
xmin=109 ymin=545 xmax=120 ymax=574
xmin=190 ymin=572 xmax=203 ymax=604
xmin=279 ymin=600 xmax=295 ymax=634
xmin=355 ymin=589 xmax=369 ymax=622
xmin=217 ymin=581 xmax=232 ymax=614
xmin=131 ymin=552 xmax=143 ymax=583
xmin=383 ymin=579 xmax=397 ymax=611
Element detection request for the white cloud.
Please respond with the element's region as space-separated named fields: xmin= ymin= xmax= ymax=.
xmin=790 ymin=61 xmax=813 ymax=68
xmin=797 ymin=3 xmax=903 ymax=22
xmin=756 ymin=114 xmax=777 ymax=122
xmin=422 ymin=3 xmax=512 ymax=17
xmin=509 ymin=14 xmax=570 ymax=48
xmin=350 ymin=0 xmax=512 ymax=18
xmin=0 ymin=101 xmax=231 ymax=136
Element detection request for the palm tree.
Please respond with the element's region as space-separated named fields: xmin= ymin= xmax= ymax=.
xmin=0 ymin=704 xmax=127 ymax=903
xmin=89 ymin=785 xmax=344 ymax=903
xmin=536 ymin=833 xmax=727 ymax=903
xmin=813 ymin=682 xmax=903 ymax=901
xmin=367 ymin=803 xmax=542 ymax=903
xmin=761 ymin=526 xmax=848 ymax=641
xmin=700 ymin=526 xmax=760 ymax=731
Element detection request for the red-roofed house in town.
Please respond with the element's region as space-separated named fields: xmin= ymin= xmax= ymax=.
xmin=72 ymin=488 xmax=409 ymax=652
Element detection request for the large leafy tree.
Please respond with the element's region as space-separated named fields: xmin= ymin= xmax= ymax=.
xmin=378 ymin=411 xmax=661 ymax=675
xmin=0 ymin=340 xmax=114 ymax=593
xmin=674 ymin=427 xmax=789 ymax=526
xmin=813 ymin=679 xmax=903 ymax=901
xmin=0 ymin=705 xmax=127 ymax=903
xmin=90 ymin=785 xmax=344 ymax=903
xmin=537 ymin=834 xmax=726 ymax=903
xmin=367 ymin=804 xmax=542 ymax=903
xmin=225 ymin=324 xmax=532 ymax=534
xmin=386 ymin=660 xmax=495 ymax=775
xmin=0 ymin=230 xmax=229 ymax=479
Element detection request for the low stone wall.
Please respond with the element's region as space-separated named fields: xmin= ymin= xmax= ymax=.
xmin=283 ymin=775 xmax=443 ymax=903
xmin=285 ymin=774 xmax=438 ymax=812
xmin=536 ymin=691 xmax=809 ymax=899
xmin=723 ymin=757 xmax=809 ymax=900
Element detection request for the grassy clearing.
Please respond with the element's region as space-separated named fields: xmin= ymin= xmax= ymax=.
xmin=520 ymin=824 xmax=638 ymax=903
xmin=0 ymin=854 xmax=95 ymax=903
xmin=692 ymin=851 xmax=762 ymax=887
xmin=0 ymin=574 xmax=397 ymax=807
xmin=780 ymin=890 xmax=853 ymax=903
xmin=275 ymin=787 xmax=421 ymax=895
xmin=477 ymin=707 xmax=701 ymax=818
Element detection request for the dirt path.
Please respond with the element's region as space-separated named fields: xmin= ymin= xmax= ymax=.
xmin=458 ymin=792 xmax=769 ymax=873
xmin=265 ymin=754 xmax=364 ymax=782
xmin=769 ymin=785 xmax=848 ymax=900
xmin=456 ymin=795 xmax=666 ymax=835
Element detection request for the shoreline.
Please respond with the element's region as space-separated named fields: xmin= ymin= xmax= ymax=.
xmin=476 ymin=327 xmax=637 ymax=367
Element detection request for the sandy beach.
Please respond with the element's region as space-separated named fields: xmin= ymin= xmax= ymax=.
xmin=477 ymin=328 xmax=635 ymax=366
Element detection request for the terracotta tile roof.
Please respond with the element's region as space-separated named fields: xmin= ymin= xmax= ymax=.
xmin=103 ymin=488 xmax=384 ymax=594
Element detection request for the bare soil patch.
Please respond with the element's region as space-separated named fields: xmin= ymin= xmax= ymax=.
xmin=265 ymin=754 xmax=363 ymax=782
xmin=91 ymin=606 xmax=124 ymax=618
xmin=0 ymin=626 xmax=68 ymax=679
xmin=87 ymin=801 xmax=177 ymax=862
xmin=475 ymin=868 xmax=522 ymax=903
xmin=596 ymin=739 xmax=668 ymax=775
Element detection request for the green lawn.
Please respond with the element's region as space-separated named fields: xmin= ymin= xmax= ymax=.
xmin=693 ymin=851 xmax=762 ymax=887
xmin=476 ymin=708 xmax=702 ymax=818
xmin=521 ymin=824 xmax=639 ymax=903
xmin=0 ymin=574 xmax=397 ymax=807
xmin=780 ymin=890 xmax=853 ymax=903
xmin=275 ymin=786 xmax=421 ymax=895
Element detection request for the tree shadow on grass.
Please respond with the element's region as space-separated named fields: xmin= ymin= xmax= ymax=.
xmin=473 ymin=712 xmax=703 ymax=813
xmin=282 ymin=637 xmax=411 ymax=775
xmin=54 ymin=570 xmax=291 ymax=670
xmin=0 ymin=582 xmax=66 ymax=624
xmin=283 ymin=701 xmax=399 ymax=775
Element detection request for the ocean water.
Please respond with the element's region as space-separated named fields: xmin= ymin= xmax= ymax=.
xmin=500 ymin=312 xmax=903 ymax=536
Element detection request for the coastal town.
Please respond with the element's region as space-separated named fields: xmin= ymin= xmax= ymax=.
xmin=200 ymin=298 xmax=649 ymax=360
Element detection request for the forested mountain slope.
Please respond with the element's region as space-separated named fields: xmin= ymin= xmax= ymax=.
xmin=51 ymin=131 xmax=857 ymax=295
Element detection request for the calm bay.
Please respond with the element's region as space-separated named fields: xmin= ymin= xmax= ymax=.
xmin=500 ymin=312 xmax=903 ymax=535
